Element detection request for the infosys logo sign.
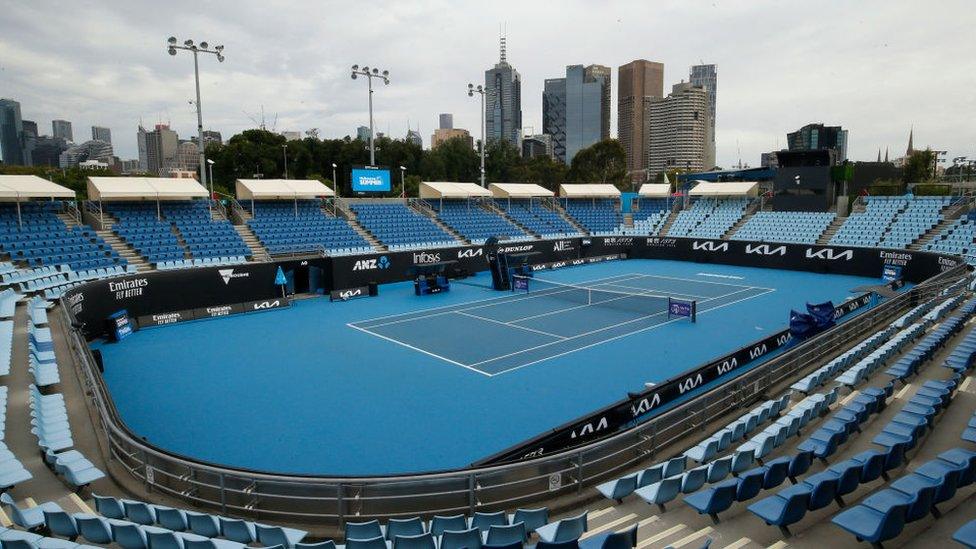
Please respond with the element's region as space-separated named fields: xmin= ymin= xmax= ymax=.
xmin=352 ymin=256 xmax=390 ymax=271
xmin=218 ymin=268 xmax=250 ymax=285
xmin=413 ymin=251 xmax=442 ymax=264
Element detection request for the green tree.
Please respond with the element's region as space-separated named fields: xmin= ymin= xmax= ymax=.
xmin=484 ymin=139 xmax=523 ymax=183
xmin=903 ymin=148 xmax=936 ymax=184
xmin=510 ymin=156 xmax=568 ymax=192
xmin=567 ymin=139 xmax=628 ymax=188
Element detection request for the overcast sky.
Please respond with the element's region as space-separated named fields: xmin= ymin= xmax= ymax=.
xmin=2 ymin=0 xmax=973 ymax=168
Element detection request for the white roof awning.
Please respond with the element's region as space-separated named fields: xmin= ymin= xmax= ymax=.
xmin=419 ymin=181 xmax=492 ymax=199
xmin=235 ymin=179 xmax=334 ymax=200
xmin=87 ymin=177 xmax=209 ymax=201
xmin=489 ymin=183 xmax=554 ymax=198
xmin=638 ymin=184 xmax=672 ymax=198
xmin=0 ymin=175 xmax=75 ymax=201
xmin=688 ymin=181 xmax=759 ymax=197
xmin=559 ymin=184 xmax=621 ymax=198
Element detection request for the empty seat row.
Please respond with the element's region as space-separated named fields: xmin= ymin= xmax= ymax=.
xmin=796 ymin=384 xmax=892 ymax=460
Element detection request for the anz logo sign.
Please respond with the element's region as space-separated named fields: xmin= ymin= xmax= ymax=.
xmin=569 ymin=416 xmax=609 ymax=439
xmin=458 ymin=248 xmax=484 ymax=259
xmin=745 ymin=244 xmax=787 ymax=256
xmin=805 ymin=248 xmax=854 ymax=261
xmin=678 ymin=373 xmax=704 ymax=394
xmin=630 ymin=393 xmax=661 ymax=417
xmin=692 ymin=241 xmax=728 ymax=253
xmin=352 ymin=256 xmax=391 ymax=271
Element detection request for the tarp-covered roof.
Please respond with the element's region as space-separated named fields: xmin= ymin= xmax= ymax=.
xmin=235 ymin=179 xmax=334 ymax=200
xmin=489 ymin=183 xmax=554 ymax=198
xmin=0 ymin=175 xmax=75 ymax=200
xmin=87 ymin=177 xmax=209 ymax=201
xmin=559 ymin=184 xmax=621 ymax=198
xmin=638 ymin=184 xmax=671 ymax=197
xmin=688 ymin=181 xmax=759 ymax=197
xmin=419 ymin=181 xmax=492 ymax=199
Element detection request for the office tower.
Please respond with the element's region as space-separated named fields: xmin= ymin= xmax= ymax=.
xmin=431 ymin=128 xmax=473 ymax=148
xmin=406 ymin=129 xmax=423 ymax=148
xmin=92 ymin=125 xmax=112 ymax=144
xmin=521 ymin=134 xmax=554 ymax=160
xmin=484 ymin=37 xmax=522 ymax=144
xmin=59 ymin=139 xmax=114 ymax=168
xmin=357 ymin=126 xmax=371 ymax=141
xmin=145 ymin=124 xmax=179 ymax=175
xmin=542 ymin=78 xmax=567 ymax=162
xmin=0 ymin=99 xmax=26 ymax=166
xmin=176 ymin=141 xmax=199 ymax=172
xmin=543 ymin=64 xmax=609 ymax=164
xmin=137 ymin=124 xmax=149 ymax=172
xmin=439 ymin=114 xmax=453 ymax=130
xmin=689 ymin=64 xmax=717 ymax=169
xmin=52 ymin=119 xmax=73 ymax=141
xmin=645 ymin=82 xmax=711 ymax=177
xmin=617 ymin=60 xmax=664 ymax=175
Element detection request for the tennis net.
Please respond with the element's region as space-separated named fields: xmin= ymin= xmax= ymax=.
xmin=512 ymin=275 xmax=676 ymax=317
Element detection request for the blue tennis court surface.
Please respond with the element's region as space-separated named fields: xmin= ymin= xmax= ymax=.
xmin=94 ymin=259 xmax=893 ymax=475
xmin=350 ymin=273 xmax=773 ymax=375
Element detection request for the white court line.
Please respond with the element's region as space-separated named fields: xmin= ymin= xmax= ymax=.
xmin=504 ymin=284 xmax=695 ymax=324
xmin=635 ymin=272 xmax=773 ymax=291
xmin=345 ymin=323 xmax=492 ymax=377
xmin=596 ymin=282 xmax=711 ymax=299
xmin=477 ymin=285 xmax=770 ymax=372
xmin=353 ymin=274 xmax=647 ymax=329
xmin=456 ymin=311 xmax=567 ymax=340
xmin=488 ymin=288 xmax=776 ymax=375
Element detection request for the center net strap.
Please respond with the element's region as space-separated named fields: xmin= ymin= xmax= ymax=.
xmin=512 ymin=275 xmax=672 ymax=316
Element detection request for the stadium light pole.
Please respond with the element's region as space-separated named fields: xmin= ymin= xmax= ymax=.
xmin=332 ymin=163 xmax=338 ymax=197
xmin=468 ymin=83 xmax=486 ymax=187
xmin=282 ymin=144 xmax=289 ymax=179
xmin=399 ymin=165 xmax=406 ymax=198
xmin=167 ymin=36 xmax=224 ymax=193
xmin=351 ymin=65 xmax=390 ymax=166
xmin=205 ymin=158 xmax=215 ymax=215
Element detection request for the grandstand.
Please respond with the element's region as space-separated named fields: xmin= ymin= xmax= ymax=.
xmin=666 ymin=182 xmax=756 ymax=239
xmin=627 ymin=184 xmax=673 ymax=236
xmin=350 ymin=201 xmax=460 ymax=250
xmin=732 ymin=211 xmax=835 ymax=244
xmin=421 ymin=183 xmax=532 ymax=243
xmin=558 ymin=184 xmax=623 ymax=235
xmin=4 ymin=171 xmax=976 ymax=549
xmin=237 ymin=179 xmax=372 ymax=256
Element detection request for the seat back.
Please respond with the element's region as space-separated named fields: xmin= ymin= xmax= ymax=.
xmin=440 ymin=528 xmax=483 ymax=549
xmin=470 ymin=511 xmax=508 ymax=533
xmin=429 ymin=515 xmax=467 ymax=537
xmin=600 ymin=525 xmax=637 ymax=549
xmin=511 ymin=507 xmax=548 ymax=534
xmin=92 ymin=494 xmax=126 ymax=519
xmin=392 ymin=532 xmax=436 ymax=549
xmin=145 ymin=530 xmax=183 ymax=549
xmin=76 ymin=515 xmax=113 ymax=544
xmin=386 ymin=517 xmax=425 ymax=541
xmin=43 ymin=510 xmax=78 ymax=537
xmin=111 ymin=522 xmax=148 ymax=549
xmin=552 ymin=512 xmax=587 ymax=543
xmin=346 ymin=536 xmax=389 ymax=549
xmin=156 ymin=508 xmax=187 ymax=531
xmin=486 ymin=522 xmax=526 ymax=545
xmin=123 ymin=501 xmax=156 ymax=525
xmin=735 ymin=468 xmax=766 ymax=502
xmin=345 ymin=520 xmax=384 ymax=541
xmin=220 ymin=517 xmax=255 ymax=543
xmin=536 ymin=541 xmax=580 ymax=549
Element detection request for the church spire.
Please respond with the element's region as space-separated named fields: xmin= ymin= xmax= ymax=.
xmin=884 ymin=147 xmax=889 ymax=163
xmin=906 ymin=126 xmax=914 ymax=155
xmin=877 ymin=148 xmax=881 ymax=162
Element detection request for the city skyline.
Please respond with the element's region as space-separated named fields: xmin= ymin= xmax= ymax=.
xmin=0 ymin=1 xmax=973 ymax=168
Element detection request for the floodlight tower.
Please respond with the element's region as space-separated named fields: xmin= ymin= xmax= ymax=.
xmin=467 ymin=83 xmax=486 ymax=187
xmin=351 ymin=65 xmax=390 ymax=166
xmin=167 ymin=36 xmax=224 ymax=192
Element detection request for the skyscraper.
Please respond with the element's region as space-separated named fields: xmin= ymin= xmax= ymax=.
xmin=484 ymin=37 xmax=522 ymax=144
xmin=0 ymin=99 xmax=26 ymax=166
xmin=689 ymin=64 xmax=717 ymax=169
xmin=542 ymin=78 xmax=566 ymax=162
xmin=52 ymin=119 xmax=73 ymax=142
xmin=356 ymin=126 xmax=371 ymax=141
xmin=137 ymin=124 xmax=150 ymax=172
xmin=617 ymin=60 xmax=664 ymax=175
xmin=22 ymin=119 xmax=37 ymax=166
xmin=406 ymin=129 xmax=423 ymax=148
xmin=543 ymin=64 xmax=611 ymax=164
xmin=439 ymin=114 xmax=454 ymax=130
xmin=787 ymin=123 xmax=848 ymax=164
xmin=91 ymin=126 xmax=112 ymax=144
xmin=145 ymin=124 xmax=179 ymax=175
xmin=59 ymin=139 xmax=114 ymax=169
xmin=645 ymin=82 xmax=711 ymax=177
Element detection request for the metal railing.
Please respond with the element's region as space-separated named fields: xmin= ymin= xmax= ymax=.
xmin=59 ymin=262 xmax=967 ymax=531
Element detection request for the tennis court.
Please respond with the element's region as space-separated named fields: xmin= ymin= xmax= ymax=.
xmin=350 ymin=273 xmax=773 ymax=375
xmin=95 ymin=258 xmax=892 ymax=474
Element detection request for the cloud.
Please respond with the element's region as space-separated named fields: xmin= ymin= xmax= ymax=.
xmin=1 ymin=0 xmax=973 ymax=167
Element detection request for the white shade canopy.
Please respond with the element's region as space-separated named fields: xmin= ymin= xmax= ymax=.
xmin=235 ymin=179 xmax=334 ymax=200
xmin=688 ymin=181 xmax=759 ymax=197
xmin=559 ymin=184 xmax=621 ymax=198
xmin=419 ymin=181 xmax=492 ymax=199
xmin=0 ymin=175 xmax=75 ymax=201
xmin=489 ymin=183 xmax=554 ymax=198
xmin=637 ymin=184 xmax=672 ymax=198
xmin=87 ymin=177 xmax=209 ymax=201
